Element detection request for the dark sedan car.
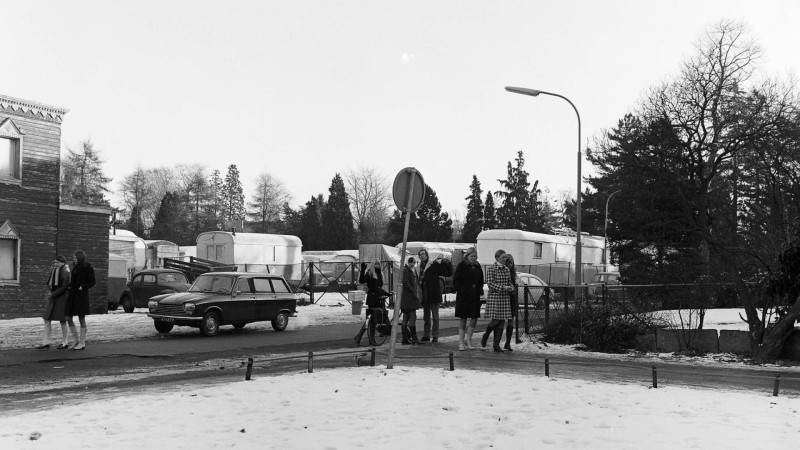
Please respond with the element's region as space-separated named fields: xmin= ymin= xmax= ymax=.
xmin=147 ymin=272 xmax=298 ymax=336
xmin=117 ymin=269 xmax=191 ymax=313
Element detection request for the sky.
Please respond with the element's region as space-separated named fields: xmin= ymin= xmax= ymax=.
xmin=1 ymin=306 xmax=798 ymax=448
xmin=3 ymin=1 xmax=800 ymax=214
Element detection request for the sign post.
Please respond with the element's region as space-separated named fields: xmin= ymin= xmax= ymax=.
xmin=387 ymin=167 xmax=425 ymax=369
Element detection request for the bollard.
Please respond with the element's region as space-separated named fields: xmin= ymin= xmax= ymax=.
xmin=308 ymin=351 xmax=314 ymax=373
xmin=652 ymin=365 xmax=658 ymax=388
xmin=370 ymin=348 xmax=376 ymax=367
xmin=545 ymin=358 xmax=549 ymax=377
xmin=449 ymin=352 xmax=454 ymax=371
xmin=245 ymin=357 xmax=254 ymax=381
xmin=773 ymin=374 xmax=781 ymax=397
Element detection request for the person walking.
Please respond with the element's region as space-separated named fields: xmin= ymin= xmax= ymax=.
xmin=353 ymin=258 xmax=388 ymax=346
xmin=36 ymin=255 xmax=71 ymax=350
xmin=65 ymin=250 xmax=95 ymax=351
xmin=400 ymin=257 xmax=421 ymax=345
xmin=417 ymin=249 xmax=453 ymax=343
xmin=504 ymin=254 xmax=520 ymax=351
xmin=481 ymin=250 xmax=514 ymax=352
xmin=452 ymin=247 xmax=484 ymax=351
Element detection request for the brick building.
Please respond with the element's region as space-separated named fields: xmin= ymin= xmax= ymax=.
xmin=0 ymin=94 xmax=110 ymax=319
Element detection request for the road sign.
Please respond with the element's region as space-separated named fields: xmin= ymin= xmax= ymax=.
xmin=392 ymin=167 xmax=425 ymax=212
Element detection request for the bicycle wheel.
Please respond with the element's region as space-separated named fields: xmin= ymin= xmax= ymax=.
xmin=369 ymin=322 xmax=388 ymax=346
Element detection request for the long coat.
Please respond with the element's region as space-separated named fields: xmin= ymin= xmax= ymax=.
xmin=400 ymin=265 xmax=421 ymax=310
xmin=485 ymin=261 xmax=512 ymax=320
xmin=453 ymin=261 xmax=483 ymax=319
xmin=66 ymin=262 xmax=96 ymax=316
xmin=43 ymin=266 xmax=71 ymax=321
xmin=359 ymin=266 xmax=386 ymax=310
xmin=418 ymin=259 xmax=453 ymax=305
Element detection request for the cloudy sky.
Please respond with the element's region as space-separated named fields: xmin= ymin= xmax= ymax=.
xmin=3 ymin=1 xmax=799 ymax=214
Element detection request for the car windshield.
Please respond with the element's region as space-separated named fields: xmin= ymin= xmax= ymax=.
xmin=158 ymin=272 xmax=188 ymax=284
xmin=189 ymin=275 xmax=234 ymax=294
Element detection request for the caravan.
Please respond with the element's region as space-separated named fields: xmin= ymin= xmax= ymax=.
xmin=195 ymin=231 xmax=303 ymax=283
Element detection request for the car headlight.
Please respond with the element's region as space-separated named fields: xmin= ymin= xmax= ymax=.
xmin=183 ymin=303 xmax=195 ymax=313
xmin=148 ymin=300 xmax=159 ymax=310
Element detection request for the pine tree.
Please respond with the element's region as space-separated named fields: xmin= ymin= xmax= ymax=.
xmin=496 ymin=151 xmax=533 ymax=230
xmin=149 ymin=192 xmax=191 ymax=245
xmin=483 ymin=191 xmax=498 ymax=229
xmin=386 ymin=183 xmax=453 ymax=243
xmin=60 ymin=140 xmax=111 ymax=206
xmin=462 ymin=175 xmax=484 ymax=242
xmin=299 ymin=195 xmax=324 ymax=251
xmin=222 ymin=165 xmax=245 ymax=226
xmin=320 ymin=174 xmax=356 ymax=249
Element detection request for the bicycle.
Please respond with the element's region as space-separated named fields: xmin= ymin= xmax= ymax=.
xmin=354 ymin=294 xmax=394 ymax=346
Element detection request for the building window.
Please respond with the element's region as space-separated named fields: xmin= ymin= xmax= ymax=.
xmin=0 ymin=220 xmax=20 ymax=283
xmin=534 ymin=242 xmax=543 ymax=258
xmin=0 ymin=136 xmax=20 ymax=180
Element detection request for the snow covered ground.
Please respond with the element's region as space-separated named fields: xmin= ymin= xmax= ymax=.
xmin=2 ymin=298 xmax=800 ymax=448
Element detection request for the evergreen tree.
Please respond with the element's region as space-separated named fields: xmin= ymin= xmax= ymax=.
xmin=483 ymin=191 xmax=498 ymax=230
xmin=320 ymin=174 xmax=356 ymax=249
xmin=279 ymin=202 xmax=302 ymax=236
xmin=149 ymin=192 xmax=191 ymax=245
xmin=60 ymin=140 xmax=111 ymax=206
xmin=496 ymin=151 xmax=534 ymax=230
xmin=204 ymin=169 xmax=225 ymax=230
xmin=386 ymin=183 xmax=453 ymax=243
xmin=462 ymin=175 xmax=484 ymax=242
xmin=123 ymin=205 xmax=146 ymax=237
xmin=299 ymin=195 xmax=324 ymax=251
xmin=222 ymin=165 xmax=245 ymax=226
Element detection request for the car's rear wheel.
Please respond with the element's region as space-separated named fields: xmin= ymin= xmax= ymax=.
xmin=200 ymin=311 xmax=221 ymax=336
xmin=154 ymin=320 xmax=174 ymax=333
xmin=271 ymin=312 xmax=289 ymax=331
xmin=233 ymin=322 xmax=246 ymax=329
xmin=121 ymin=295 xmax=134 ymax=313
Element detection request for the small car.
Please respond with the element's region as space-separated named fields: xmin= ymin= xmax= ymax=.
xmin=147 ymin=272 xmax=298 ymax=336
xmin=116 ymin=269 xmax=191 ymax=313
xmin=588 ymin=272 xmax=622 ymax=297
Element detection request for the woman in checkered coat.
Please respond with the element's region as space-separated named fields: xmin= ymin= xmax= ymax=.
xmin=481 ymin=250 xmax=514 ymax=352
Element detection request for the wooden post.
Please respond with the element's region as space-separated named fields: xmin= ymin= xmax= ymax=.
xmin=245 ymin=357 xmax=253 ymax=380
xmin=652 ymin=365 xmax=658 ymax=388
xmin=370 ymin=348 xmax=376 ymax=366
xmin=448 ymin=352 xmax=454 ymax=371
xmin=545 ymin=358 xmax=550 ymax=377
xmin=773 ymin=374 xmax=781 ymax=397
xmin=308 ymin=351 xmax=314 ymax=373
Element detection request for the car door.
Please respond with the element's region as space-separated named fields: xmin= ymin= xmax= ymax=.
xmin=251 ymin=277 xmax=276 ymax=321
xmin=229 ymin=276 xmax=255 ymax=323
xmin=270 ymin=277 xmax=296 ymax=315
xmin=131 ymin=273 xmax=160 ymax=307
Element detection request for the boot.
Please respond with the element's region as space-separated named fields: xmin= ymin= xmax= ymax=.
xmin=458 ymin=328 xmax=466 ymax=351
xmin=465 ymin=326 xmax=475 ymax=350
xmin=68 ymin=324 xmax=79 ymax=349
xmin=493 ymin=322 xmax=505 ymax=352
xmin=58 ymin=323 xmax=69 ymax=349
xmin=367 ymin=322 xmax=378 ymax=346
xmin=354 ymin=323 xmax=366 ymax=346
xmin=504 ymin=325 xmax=514 ymax=351
xmin=402 ymin=326 xmax=412 ymax=345
xmin=410 ymin=326 xmax=420 ymax=345
xmin=73 ymin=327 xmax=87 ymax=351
xmin=481 ymin=323 xmax=494 ymax=348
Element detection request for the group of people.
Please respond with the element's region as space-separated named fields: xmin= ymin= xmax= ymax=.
xmin=37 ymin=250 xmax=96 ymax=351
xmin=353 ymin=247 xmax=521 ymax=353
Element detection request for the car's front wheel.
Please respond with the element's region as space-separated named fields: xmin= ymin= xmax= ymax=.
xmin=200 ymin=311 xmax=221 ymax=336
xmin=154 ymin=320 xmax=174 ymax=334
xmin=271 ymin=312 xmax=289 ymax=331
xmin=121 ymin=295 xmax=134 ymax=313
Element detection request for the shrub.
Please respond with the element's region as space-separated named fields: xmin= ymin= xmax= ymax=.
xmin=542 ymin=302 xmax=654 ymax=353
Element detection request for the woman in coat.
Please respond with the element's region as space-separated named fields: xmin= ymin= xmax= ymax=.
xmin=504 ymin=254 xmax=519 ymax=351
xmin=417 ymin=250 xmax=453 ymax=343
xmin=65 ymin=250 xmax=96 ymax=350
xmin=452 ymin=247 xmax=483 ymax=350
xmin=353 ymin=258 xmax=388 ymax=346
xmin=400 ymin=257 xmax=421 ymax=345
xmin=481 ymin=250 xmax=514 ymax=352
xmin=36 ymin=255 xmax=71 ymax=350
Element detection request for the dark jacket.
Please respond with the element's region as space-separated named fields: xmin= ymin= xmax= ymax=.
xmin=418 ymin=258 xmax=453 ymax=305
xmin=453 ymin=261 xmax=484 ymax=319
xmin=359 ymin=265 xmax=387 ymax=309
xmin=400 ymin=265 xmax=421 ymax=310
xmin=66 ymin=262 xmax=96 ymax=316
xmin=43 ymin=266 xmax=71 ymax=321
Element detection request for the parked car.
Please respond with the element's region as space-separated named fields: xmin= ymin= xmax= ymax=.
xmin=483 ymin=272 xmax=548 ymax=308
xmin=114 ymin=269 xmax=191 ymax=313
xmin=147 ymin=272 xmax=298 ymax=336
xmin=588 ymin=272 xmax=622 ymax=297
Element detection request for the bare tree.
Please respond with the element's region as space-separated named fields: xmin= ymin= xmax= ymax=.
xmin=247 ymin=172 xmax=291 ymax=233
xmin=344 ymin=166 xmax=391 ymax=243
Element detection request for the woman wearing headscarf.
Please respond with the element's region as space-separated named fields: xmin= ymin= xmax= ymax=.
xmin=452 ymin=247 xmax=483 ymax=350
xmin=36 ymin=255 xmax=71 ymax=350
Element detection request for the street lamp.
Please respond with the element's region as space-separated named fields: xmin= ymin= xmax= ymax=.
xmin=505 ymin=86 xmax=583 ymax=286
xmin=603 ymin=190 xmax=622 ymax=271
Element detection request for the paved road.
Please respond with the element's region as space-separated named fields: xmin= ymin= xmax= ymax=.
xmin=2 ymin=316 xmax=799 ymax=414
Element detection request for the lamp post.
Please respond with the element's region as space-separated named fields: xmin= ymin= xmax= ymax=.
xmin=603 ymin=190 xmax=622 ymax=271
xmin=505 ymin=86 xmax=583 ymax=286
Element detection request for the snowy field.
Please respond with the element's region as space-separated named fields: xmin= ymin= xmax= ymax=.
xmin=2 ymin=299 xmax=800 ymax=448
